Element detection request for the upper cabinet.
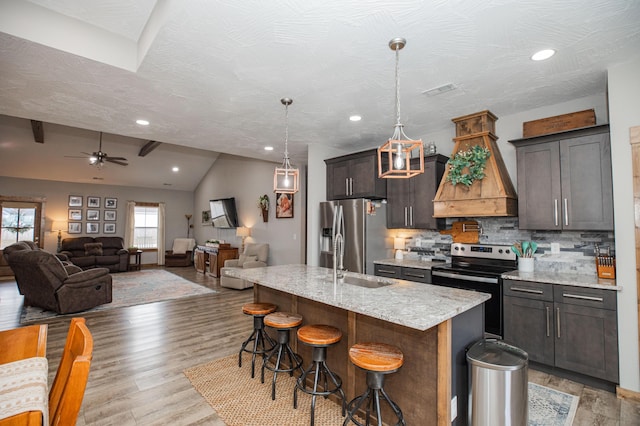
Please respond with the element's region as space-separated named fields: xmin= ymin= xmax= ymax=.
xmin=325 ymin=149 xmax=387 ymax=200
xmin=510 ymin=125 xmax=613 ymax=231
xmin=387 ymin=154 xmax=448 ymax=229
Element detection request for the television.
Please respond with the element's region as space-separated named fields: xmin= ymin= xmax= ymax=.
xmin=209 ymin=197 xmax=240 ymax=228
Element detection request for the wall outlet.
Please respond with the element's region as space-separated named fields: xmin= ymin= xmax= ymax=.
xmin=551 ymin=242 xmax=560 ymax=254
xmin=451 ymin=395 xmax=457 ymax=421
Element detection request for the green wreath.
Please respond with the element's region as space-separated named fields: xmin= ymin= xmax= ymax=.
xmin=446 ymin=145 xmax=491 ymax=187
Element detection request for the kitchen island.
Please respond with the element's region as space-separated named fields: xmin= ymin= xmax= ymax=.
xmin=226 ymin=264 xmax=490 ymax=425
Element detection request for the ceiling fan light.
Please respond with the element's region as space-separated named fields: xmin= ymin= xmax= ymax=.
xmin=89 ymin=156 xmax=98 ymax=164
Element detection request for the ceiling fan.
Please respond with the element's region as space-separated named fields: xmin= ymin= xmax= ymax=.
xmin=67 ymin=132 xmax=128 ymax=167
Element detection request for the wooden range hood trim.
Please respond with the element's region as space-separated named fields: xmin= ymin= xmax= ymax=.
xmin=433 ymin=111 xmax=518 ymax=218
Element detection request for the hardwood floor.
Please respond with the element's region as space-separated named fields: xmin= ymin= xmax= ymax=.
xmin=1 ymin=267 xmax=639 ymax=425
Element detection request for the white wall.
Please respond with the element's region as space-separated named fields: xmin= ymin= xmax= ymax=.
xmin=609 ymin=55 xmax=640 ymax=393
xmin=193 ymin=154 xmax=305 ymax=266
xmin=0 ymin=176 xmax=194 ymax=265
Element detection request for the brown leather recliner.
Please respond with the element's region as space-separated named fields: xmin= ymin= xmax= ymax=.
xmin=6 ymin=247 xmax=112 ymax=314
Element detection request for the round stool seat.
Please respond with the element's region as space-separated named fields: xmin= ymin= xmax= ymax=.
xmin=349 ymin=342 xmax=404 ymax=372
xmin=297 ymin=324 xmax=342 ymax=346
xmin=242 ymin=302 xmax=277 ymax=316
xmin=265 ymin=311 xmax=303 ymax=329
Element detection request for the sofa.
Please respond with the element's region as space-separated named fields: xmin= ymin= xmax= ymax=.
xmin=60 ymin=237 xmax=129 ymax=272
xmin=5 ymin=244 xmax=112 ymax=314
xmin=220 ymin=243 xmax=269 ymax=289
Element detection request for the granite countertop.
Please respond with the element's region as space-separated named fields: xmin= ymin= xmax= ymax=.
xmin=501 ymin=270 xmax=620 ymax=290
xmin=225 ymin=264 xmax=490 ymax=331
xmin=374 ymin=259 xmax=446 ymax=269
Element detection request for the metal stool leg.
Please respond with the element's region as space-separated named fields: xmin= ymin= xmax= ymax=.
xmin=261 ymin=328 xmax=303 ymax=400
xmin=344 ymin=371 xmax=405 ymax=426
xmin=239 ymin=314 xmax=276 ymax=378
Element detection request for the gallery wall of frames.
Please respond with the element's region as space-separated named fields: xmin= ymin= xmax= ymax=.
xmin=67 ymin=195 xmax=118 ymax=234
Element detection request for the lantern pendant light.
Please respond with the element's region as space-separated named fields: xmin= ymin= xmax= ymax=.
xmin=377 ymin=38 xmax=424 ymax=179
xmin=273 ymin=97 xmax=299 ymax=194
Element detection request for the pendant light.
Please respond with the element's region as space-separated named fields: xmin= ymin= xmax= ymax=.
xmin=377 ymin=38 xmax=424 ymax=179
xmin=273 ymin=97 xmax=299 ymax=194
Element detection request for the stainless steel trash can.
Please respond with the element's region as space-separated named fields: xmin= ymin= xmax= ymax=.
xmin=467 ymin=339 xmax=528 ymax=426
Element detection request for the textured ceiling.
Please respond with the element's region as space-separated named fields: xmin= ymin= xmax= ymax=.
xmin=0 ymin=0 xmax=639 ymax=189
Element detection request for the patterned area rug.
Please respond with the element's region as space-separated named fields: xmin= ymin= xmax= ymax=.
xmin=20 ymin=269 xmax=215 ymax=324
xmin=529 ymin=382 xmax=579 ymax=426
xmin=186 ymin=355 xmax=580 ymax=426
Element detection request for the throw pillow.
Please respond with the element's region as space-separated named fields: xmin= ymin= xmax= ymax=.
xmin=172 ymin=239 xmax=190 ymax=254
xmin=237 ymin=254 xmax=257 ymax=266
xmin=84 ymin=242 xmax=103 ymax=256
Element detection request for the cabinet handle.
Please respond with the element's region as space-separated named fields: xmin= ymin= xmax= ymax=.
xmin=510 ymin=286 xmax=544 ymax=295
xmin=564 ymin=198 xmax=569 ymax=226
xmin=345 ymin=178 xmax=349 ymax=196
xmin=350 ymin=178 xmax=353 ymax=195
xmin=409 ymin=206 xmax=414 ymax=227
xmin=554 ymin=199 xmax=559 ymax=227
xmin=546 ymin=306 xmax=550 ymax=337
xmin=405 ymin=272 xmax=425 ymax=278
xmin=562 ymin=293 xmax=604 ymax=302
xmin=378 ymin=269 xmax=397 ymax=274
xmin=556 ymin=307 xmax=561 ymax=339
xmin=404 ymin=207 xmax=408 ymax=227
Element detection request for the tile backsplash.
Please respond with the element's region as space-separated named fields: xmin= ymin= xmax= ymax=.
xmin=389 ymin=217 xmax=614 ymax=275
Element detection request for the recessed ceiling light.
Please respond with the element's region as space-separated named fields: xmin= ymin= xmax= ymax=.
xmin=172 ymin=166 xmax=179 ymax=172
xmin=136 ymin=119 xmax=150 ymax=126
xmin=349 ymin=115 xmax=362 ymax=122
xmin=531 ymin=49 xmax=556 ymax=61
xmin=264 ymin=146 xmax=274 ymax=151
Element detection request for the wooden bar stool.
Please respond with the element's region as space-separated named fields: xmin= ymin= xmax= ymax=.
xmin=261 ymin=311 xmax=304 ymax=400
xmin=294 ymin=324 xmax=346 ymax=426
xmin=343 ymin=342 xmax=405 ymax=426
xmin=238 ymin=302 xmax=277 ymax=378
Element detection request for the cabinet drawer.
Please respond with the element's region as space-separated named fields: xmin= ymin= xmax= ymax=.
xmin=400 ymin=267 xmax=431 ymax=284
xmin=503 ymin=279 xmax=553 ymax=301
xmin=374 ymin=264 xmax=401 ymax=278
xmin=554 ymin=285 xmax=616 ymax=310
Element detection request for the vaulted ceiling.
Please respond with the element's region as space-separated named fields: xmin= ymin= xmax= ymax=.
xmin=1 ymin=0 xmax=639 ymax=189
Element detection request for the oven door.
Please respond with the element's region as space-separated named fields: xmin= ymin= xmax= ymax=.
xmin=431 ymin=268 xmax=503 ymax=338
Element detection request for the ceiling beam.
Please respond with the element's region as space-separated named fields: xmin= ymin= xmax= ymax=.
xmin=138 ymin=140 xmax=162 ymax=157
xmin=30 ymin=120 xmax=44 ymax=143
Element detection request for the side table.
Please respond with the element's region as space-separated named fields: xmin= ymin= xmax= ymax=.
xmin=129 ymin=249 xmax=143 ymax=271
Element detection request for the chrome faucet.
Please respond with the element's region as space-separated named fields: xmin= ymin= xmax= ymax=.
xmin=332 ymin=205 xmax=345 ymax=281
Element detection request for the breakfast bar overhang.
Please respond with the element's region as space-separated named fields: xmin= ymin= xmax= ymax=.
xmin=226 ymin=265 xmax=490 ymax=425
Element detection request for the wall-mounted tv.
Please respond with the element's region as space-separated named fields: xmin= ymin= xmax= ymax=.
xmin=209 ymin=197 xmax=240 ymax=228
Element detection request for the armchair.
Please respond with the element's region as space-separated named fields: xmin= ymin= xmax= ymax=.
xmin=165 ymin=238 xmax=196 ymax=266
xmin=6 ymin=248 xmax=112 ymax=314
xmin=220 ymin=243 xmax=269 ymax=289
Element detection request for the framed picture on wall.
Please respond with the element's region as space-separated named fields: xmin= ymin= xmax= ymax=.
xmin=87 ymin=196 xmax=100 ymax=208
xmin=68 ymin=209 xmax=82 ymax=221
xmin=68 ymin=195 xmax=83 ymax=207
xmin=104 ymin=223 xmax=116 ymax=234
xmin=104 ymin=210 xmax=116 ymax=221
xmin=275 ymin=192 xmax=294 ymax=218
xmin=202 ymin=210 xmax=211 ymax=224
xmin=105 ymin=198 xmax=117 ymax=208
xmin=86 ymin=222 xmax=99 ymax=234
xmin=68 ymin=222 xmax=81 ymax=234
xmin=87 ymin=210 xmax=100 ymax=221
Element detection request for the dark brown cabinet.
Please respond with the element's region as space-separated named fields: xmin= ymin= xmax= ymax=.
xmin=325 ymin=149 xmax=387 ymax=200
xmin=386 ymin=154 xmax=447 ymax=229
xmin=503 ymin=279 xmax=618 ymax=383
xmin=510 ymin=125 xmax=613 ymax=230
xmin=374 ymin=264 xmax=432 ymax=284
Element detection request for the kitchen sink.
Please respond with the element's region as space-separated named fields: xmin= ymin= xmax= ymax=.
xmin=327 ymin=276 xmax=394 ymax=288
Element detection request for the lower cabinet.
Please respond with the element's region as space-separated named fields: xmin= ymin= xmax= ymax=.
xmin=374 ymin=264 xmax=431 ymax=284
xmin=503 ymin=279 xmax=618 ymax=383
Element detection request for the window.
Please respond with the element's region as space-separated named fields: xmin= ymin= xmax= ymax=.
xmin=1 ymin=206 xmax=36 ymax=249
xmin=134 ymin=206 xmax=158 ymax=249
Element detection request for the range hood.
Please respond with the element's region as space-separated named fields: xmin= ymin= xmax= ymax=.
xmin=433 ymin=110 xmax=518 ymax=217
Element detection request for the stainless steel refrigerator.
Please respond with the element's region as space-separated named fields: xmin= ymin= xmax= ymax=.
xmin=319 ymin=199 xmax=389 ymax=275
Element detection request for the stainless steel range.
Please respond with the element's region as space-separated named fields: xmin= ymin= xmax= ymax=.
xmin=431 ymin=243 xmax=517 ymax=338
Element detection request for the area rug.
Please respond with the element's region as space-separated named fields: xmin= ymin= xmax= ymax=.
xmin=20 ymin=269 xmax=215 ymax=324
xmin=528 ymin=382 xmax=579 ymax=426
xmin=185 ymin=355 xmax=580 ymax=426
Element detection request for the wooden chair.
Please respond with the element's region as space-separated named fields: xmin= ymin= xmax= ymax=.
xmin=48 ymin=318 xmax=93 ymax=426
